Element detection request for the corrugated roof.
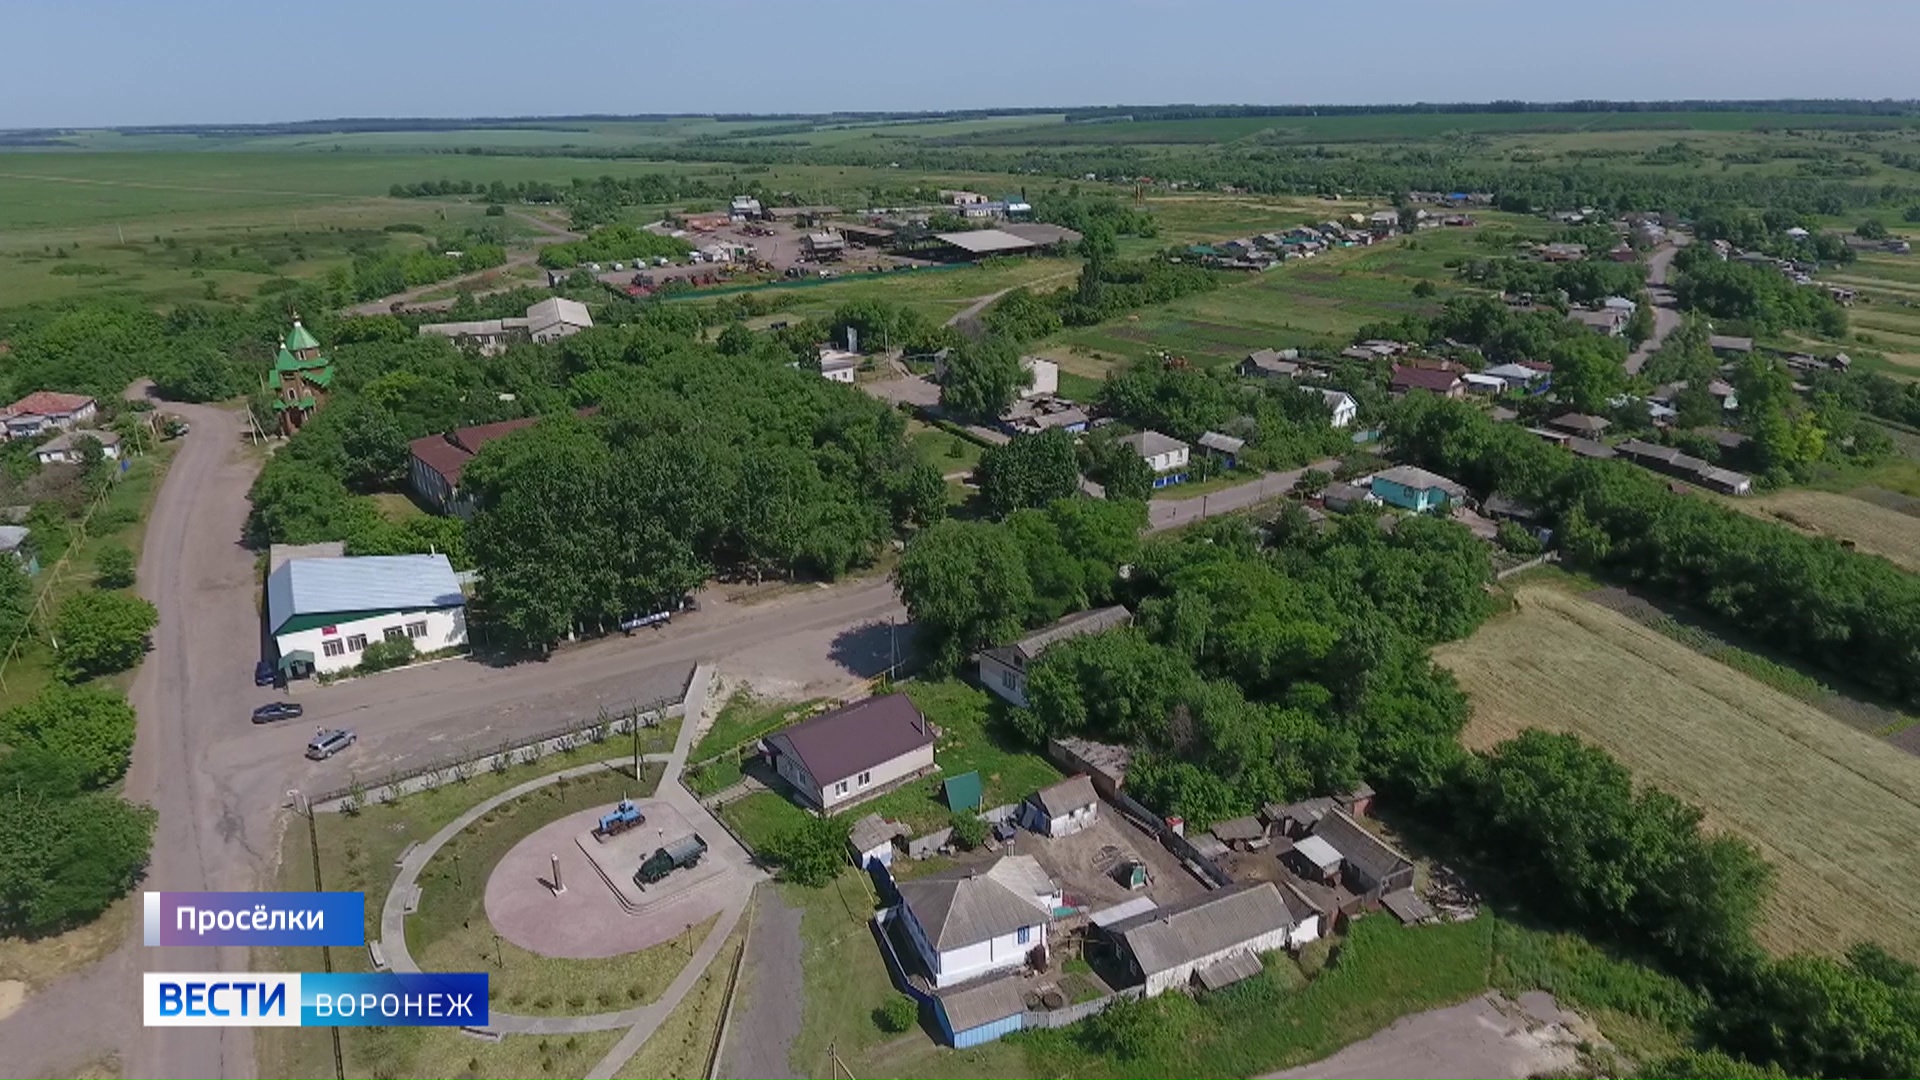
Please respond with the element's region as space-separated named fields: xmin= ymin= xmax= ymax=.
xmin=1119 ymin=430 xmax=1189 ymax=459
xmin=897 ymin=856 xmax=1053 ymax=951
xmin=1032 ymin=775 xmax=1097 ymax=818
xmin=1211 ymin=816 xmax=1266 ymax=843
xmin=1010 ymin=605 xmax=1132 ymax=663
xmin=1381 ymin=889 xmax=1435 ymax=924
xmin=266 ymin=554 xmax=464 ymax=634
xmin=527 ymin=297 xmax=592 ymax=335
xmin=1312 ymin=809 xmax=1411 ymax=884
xmin=1372 ymin=465 xmax=1466 ymax=498
xmin=1195 ymin=950 xmax=1264 ymax=991
xmin=1293 ymin=834 xmax=1342 ymax=868
xmin=936 ymin=976 xmax=1025 ymax=1034
xmin=934 ymin=229 xmax=1037 ymax=255
xmin=409 ymin=434 xmax=475 ymax=486
xmin=1109 ymin=883 xmax=1293 ymax=976
xmin=764 ymin=693 xmax=934 ymax=789
xmin=1198 ymin=431 xmax=1246 ymax=454
xmin=4 ymin=390 xmax=94 ymax=419
xmin=1088 ymin=896 xmax=1158 ymax=927
xmin=1390 ymin=366 xmax=1462 ymax=393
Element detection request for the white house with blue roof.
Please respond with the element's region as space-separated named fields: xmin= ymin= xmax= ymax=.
xmin=266 ymin=553 xmax=467 ymax=677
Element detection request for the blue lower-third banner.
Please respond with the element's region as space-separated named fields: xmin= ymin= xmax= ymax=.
xmin=145 ymin=972 xmax=488 ymax=1027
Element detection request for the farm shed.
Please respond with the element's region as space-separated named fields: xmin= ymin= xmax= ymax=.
xmin=1313 ymin=809 xmax=1415 ymax=901
xmin=934 ymin=976 xmax=1025 ymax=1048
xmin=1107 ymin=882 xmax=1297 ymax=997
xmin=849 ymin=814 xmax=910 ymax=870
xmin=1024 ymin=775 xmax=1099 ymax=838
xmin=1048 ymin=737 xmax=1131 ymax=799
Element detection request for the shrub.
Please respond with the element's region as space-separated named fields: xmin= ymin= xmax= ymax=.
xmin=93 ymin=543 xmax=136 ymax=589
xmin=877 ymin=996 xmax=918 ymax=1033
xmin=948 ymin=812 xmax=988 ymax=850
xmin=357 ymin=636 xmax=417 ymax=673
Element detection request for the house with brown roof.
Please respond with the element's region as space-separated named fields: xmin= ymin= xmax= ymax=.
xmin=1548 ymin=413 xmax=1612 ymax=438
xmin=407 ymin=409 xmax=596 ymax=518
xmin=764 ymin=693 xmax=937 ymax=812
xmin=1388 ymin=365 xmax=1464 ymax=398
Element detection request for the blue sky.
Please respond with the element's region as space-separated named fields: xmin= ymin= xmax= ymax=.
xmin=4 ymin=0 xmax=1914 ymax=128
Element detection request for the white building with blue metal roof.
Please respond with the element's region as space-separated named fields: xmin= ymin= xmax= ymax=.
xmin=266 ymin=553 xmax=467 ymax=677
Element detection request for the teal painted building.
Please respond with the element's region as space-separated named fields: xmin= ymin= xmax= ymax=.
xmin=1370 ymin=465 xmax=1467 ymax=514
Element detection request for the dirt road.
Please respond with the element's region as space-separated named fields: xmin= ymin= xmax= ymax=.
xmin=1626 ymin=240 xmax=1687 ymax=376
xmin=1265 ymin=993 xmax=1590 ymax=1080
xmin=1147 ymin=459 xmax=1341 ymax=532
xmin=343 ymin=210 xmax=579 ymax=317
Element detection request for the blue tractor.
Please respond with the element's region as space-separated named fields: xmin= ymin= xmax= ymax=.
xmin=593 ymin=798 xmax=645 ymax=841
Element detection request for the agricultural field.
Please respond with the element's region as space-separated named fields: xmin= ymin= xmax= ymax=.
xmin=1727 ymin=487 xmax=1920 ymax=572
xmin=1032 ymin=217 xmax=1535 ymax=380
xmin=1436 ymin=585 xmax=1920 ymax=964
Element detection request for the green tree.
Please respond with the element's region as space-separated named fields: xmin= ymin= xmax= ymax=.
xmin=938 ymin=337 xmax=1027 ymax=422
xmin=0 ymin=791 xmax=156 ymax=937
xmin=93 ymin=543 xmax=135 ymax=589
xmin=0 ymin=683 xmax=138 ymax=790
xmin=1856 ymin=218 xmax=1889 ymax=240
xmin=877 ymin=996 xmax=918 ymax=1034
xmin=975 ymin=430 xmax=1081 ymax=519
xmin=762 ymin=815 xmax=850 ymax=887
xmin=0 ymin=555 xmax=31 ymax=647
xmin=893 ymin=520 xmax=1033 ymax=672
xmin=1546 ymin=337 xmax=1628 ymax=414
xmin=947 ymin=811 xmax=987 ymax=850
xmin=1082 ymin=436 xmax=1153 ymax=501
xmin=52 ymin=590 xmax=158 ymax=681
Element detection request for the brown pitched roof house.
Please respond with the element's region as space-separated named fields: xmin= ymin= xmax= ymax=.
xmin=765 ymin=693 xmax=937 ymax=811
xmin=1388 ymin=365 xmax=1463 ymax=397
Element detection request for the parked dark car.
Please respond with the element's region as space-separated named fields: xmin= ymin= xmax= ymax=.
xmin=251 ymin=701 xmax=304 ymax=724
xmin=255 ymin=660 xmax=280 ymax=687
xmin=305 ymin=728 xmax=356 ymax=760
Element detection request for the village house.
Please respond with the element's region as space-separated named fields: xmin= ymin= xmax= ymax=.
xmin=764 ymin=693 xmax=937 ymax=813
xmin=1318 ymin=389 xmax=1359 ymax=428
xmin=896 ymin=855 xmax=1059 ymax=988
xmin=1021 ymin=774 xmax=1099 ymax=838
xmin=1196 ymin=431 xmax=1245 ymax=469
xmin=1322 ymin=481 xmax=1380 ymax=514
xmin=980 ymin=605 xmax=1133 ymax=708
xmin=1709 ymin=334 xmax=1755 ymax=358
xmin=1239 ymin=348 xmax=1302 ymax=380
xmin=1105 ymin=882 xmax=1307 ymax=997
xmin=265 ymin=553 xmax=467 ymax=679
xmin=417 ymin=298 xmax=594 ymax=356
xmin=407 ymin=409 xmax=598 ymax=519
xmin=817 ymin=347 xmax=860 ymax=383
xmin=1567 ymin=307 xmax=1629 ymax=337
xmin=1389 ymin=365 xmax=1464 ymax=398
xmin=34 ymin=429 xmax=121 ymax=465
xmin=1369 ymin=465 xmax=1467 ymax=514
xmin=1001 ymin=397 xmax=1090 ymax=437
xmin=1462 ymin=372 xmax=1507 ymax=396
xmin=1310 ymin=809 xmax=1416 ymax=903
xmin=2 ymin=391 xmax=98 ymax=441
xmin=1548 ymin=413 xmax=1612 ymax=438
xmin=1481 ymin=362 xmax=1544 ymax=390
xmin=1118 ymin=431 xmax=1191 ymax=488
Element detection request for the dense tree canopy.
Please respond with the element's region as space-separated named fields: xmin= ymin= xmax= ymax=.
xmin=974 ymin=430 xmax=1082 ymax=518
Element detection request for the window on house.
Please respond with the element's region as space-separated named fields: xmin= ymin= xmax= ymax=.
xmin=383 ymin=626 xmax=406 ymax=642
xmin=406 ymin=620 xmax=427 ymax=639
xmin=1016 ymin=926 xmax=1032 ymax=945
xmin=346 ymin=634 xmax=368 ymax=653
xmin=834 ymin=780 xmax=849 ymax=796
xmin=1000 ymin=670 xmax=1016 ymax=690
xmin=858 ymin=771 xmax=872 ymax=786
xmin=322 ymin=640 xmax=345 ymax=658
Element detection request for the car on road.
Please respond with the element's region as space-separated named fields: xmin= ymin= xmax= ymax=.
xmin=305 ymin=728 xmax=356 ymax=760
xmin=251 ymin=701 xmax=304 ymax=724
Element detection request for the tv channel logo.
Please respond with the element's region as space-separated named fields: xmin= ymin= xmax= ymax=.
xmin=145 ymin=973 xmax=489 ymax=1027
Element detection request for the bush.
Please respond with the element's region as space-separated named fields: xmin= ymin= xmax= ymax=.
xmin=948 ymin=812 xmax=987 ymax=850
xmin=357 ymin=636 xmax=417 ymax=673
xmin=52 ymin=589 xmax=158 ymax=681
xmin=93 ymin=543 xmax=136 ymax=589
xmin=1297 ymin=937 xmax=1333 ymax=978
xmin=876 ymin=996 xmax=918 ymax=1033
xmin=762 ymin=815 xmax=850 ymax=887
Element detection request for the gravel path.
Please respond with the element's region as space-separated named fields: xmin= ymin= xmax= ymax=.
xmin=716 ymin=887 xmax=804 ymax=1080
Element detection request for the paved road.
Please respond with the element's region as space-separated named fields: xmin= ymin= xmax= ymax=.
xmin=1626 ymin=240 xmax=1687 ymax=376
xmin=1148 ymin=458 xmax=1341 ymax=533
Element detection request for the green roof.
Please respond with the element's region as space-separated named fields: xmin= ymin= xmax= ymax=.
xmin=285 ymin=321 xmax=321 ymax=352
xmin=943 ymin=771 xmax=983 ymax=812
xmin=305 ymin=367 xmax=334 ymax=388
xmin=272 ymin=396 xmax=317 ymax=412
xmin=275 ymin=350 xmax=331 ymax=375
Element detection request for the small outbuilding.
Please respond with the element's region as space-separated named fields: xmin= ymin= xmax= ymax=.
xmin=1107 ymin=882 xmax=1299 ymax=997
xmin=1023 ymin=775 xmax=1099 ymax=838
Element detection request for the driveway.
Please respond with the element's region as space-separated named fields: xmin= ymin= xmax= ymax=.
xmin=714 ymin=887 xmax=803 ymax=1080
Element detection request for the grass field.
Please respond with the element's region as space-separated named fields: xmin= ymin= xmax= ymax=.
xmin=613 ymin=914 xmax=746 ymax=1079
xmin=1436 ymin=585 xmax=1920 ymax=963
xmin=1728 ymin=487 xmax=1920 ymax=572
xmin=908 ymin=421 xmax=983 ymax=476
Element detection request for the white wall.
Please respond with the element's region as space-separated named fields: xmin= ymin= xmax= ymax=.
xmin=817 ymin=742 xmax=935 ymax=811
xmin=979 ymin=653 xmax=1028 ymax=707
xmin=821 ymin=366 xmax=856 ymax=384
xmin=908 ymin=913 xmax=1045 ymax=988
xmin=1142 ymin=446 xmax=1190 ymax=473
xmin=276 ymin=606 xmax=467 ymax=675
xmin=1021 ymin=358 xmax=1058 ymax=398
xmin=1140 ymin=929 xmax=1292 ymax=997
xmin=1288 ymin=914 xmax=1321 ymax=949
xmin=1045 ymin=803 xmax=1097 ymax=838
